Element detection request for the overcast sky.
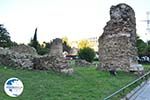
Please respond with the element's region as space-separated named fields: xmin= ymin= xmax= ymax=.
xmin=0 ymin=0 xmax=150 ymax=43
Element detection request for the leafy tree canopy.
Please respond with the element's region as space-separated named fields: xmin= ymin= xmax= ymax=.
xmin=0 ymin=24 xmax=13 ymax=47
xmin=78 ymin=47 xmax=96 ymax=62
xmin=78 ymin=39 xmax=92 ymax=49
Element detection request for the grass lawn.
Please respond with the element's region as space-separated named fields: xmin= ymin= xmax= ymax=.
xmin=0 ymin=64 xmax=149 ymax=100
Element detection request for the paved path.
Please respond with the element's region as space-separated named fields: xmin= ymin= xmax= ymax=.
xmin=129 ymin=80 xmax=150 ymax=100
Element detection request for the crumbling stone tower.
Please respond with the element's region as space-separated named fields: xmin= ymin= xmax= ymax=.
xmin=49 ymin=38 xmax=63 ymax=57
xmin=98 ymin=3 xmax=138 ymax=71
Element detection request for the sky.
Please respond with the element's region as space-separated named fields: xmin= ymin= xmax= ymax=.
xmin=0 ymin=0 xmax=150 ymax=44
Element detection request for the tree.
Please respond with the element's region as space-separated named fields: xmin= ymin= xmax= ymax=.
xmin=0 ymin=24 xmax=12 ymax=47
xmin=62 ymin=37 xmax=71 ymax=52
xmin=144 ymin=40 xmax=150 ymax=56
xmin=78 ymin=39 xmax=91 ymax=49
xmin=78 ymin=47 xmax=96 ymax=62
xmin=136 ymin=36 xmax=147 ymax=56
xmin=43 ymin=41 xmax=51 ymax=49
xmin=28 ymin=28 xmax=48 ymax=55
xmin=63 ymin=41 xmax=71 ymax=53
xmin=37 ymin=41 xmax=51 ymax=55
xmin=28 ymin=28 xmax=39 ymax=50
xmin=62 ymin=36 xmax=69 ymax=45
xmin=147 ymin=40 xmax=150 ymax=46
xmin=145 ymin=45 xmax=150 ymax=56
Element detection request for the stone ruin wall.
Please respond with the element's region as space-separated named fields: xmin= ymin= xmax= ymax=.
xmin=0 ymin=47 xmax=34 ymax=69
xmin=10 ymin=44 xmax=37 ymax=55
xmin=98 ymin=3 xmax=139 ymax=71
xmin=0 ymin=38 xmax=73 ymax=75
xmin=33 ymin=38 xmax=73 ymax=75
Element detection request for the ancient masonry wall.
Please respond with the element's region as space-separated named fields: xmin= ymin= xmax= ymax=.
xmin=98 ymin=3 xmax=138 ymax=71
xmin=0 ymin=38 xmax=73 ymax=75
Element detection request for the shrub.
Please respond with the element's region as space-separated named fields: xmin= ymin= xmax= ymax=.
xmin=78 ymin=47 xmax=95 ymax=62
xmin=37 ymin=47 xmax=49 ymax=55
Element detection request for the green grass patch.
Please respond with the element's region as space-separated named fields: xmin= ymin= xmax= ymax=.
xmin=0 ymin=64 xmax=145 ymax=100
xmin=143 ymin=64 xmax=150 ymax=72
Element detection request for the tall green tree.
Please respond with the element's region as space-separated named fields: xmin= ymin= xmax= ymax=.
xmin=28 ymin=28 xmax=51 ymax=55
xmin=0 ymin=24 xmax=12 ymax=47
xmin=29 ymin=28 xmax=39 ymax=50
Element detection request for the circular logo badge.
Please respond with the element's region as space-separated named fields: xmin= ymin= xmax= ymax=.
xmin=4 ymin=78 xmax=24 ymax=97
